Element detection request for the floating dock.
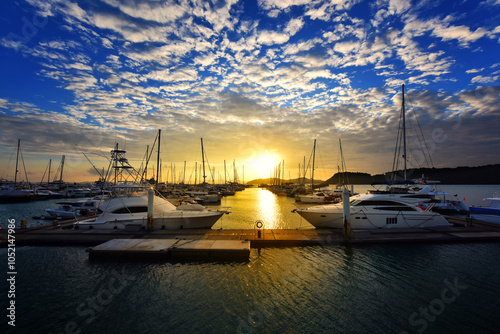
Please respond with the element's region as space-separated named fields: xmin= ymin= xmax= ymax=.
xmin=87 ymin=238 xmax=251 ymax=260
xmin=1 ymin=217 xmax=500 ymax=260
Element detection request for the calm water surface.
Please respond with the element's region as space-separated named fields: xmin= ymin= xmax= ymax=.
xmin=2 ymin=243 xmax=499 ymax=333
xmin=1 ymin=185 xmax=500 ymax=333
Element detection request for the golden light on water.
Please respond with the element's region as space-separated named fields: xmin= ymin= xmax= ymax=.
xmin=256 ymin=188 xmax=281 ymax=229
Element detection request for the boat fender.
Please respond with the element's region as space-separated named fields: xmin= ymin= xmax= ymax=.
xmin=256 ymin=221 xmax=263 ymax=229
xmin=89 ymin=211 xmax=95 ymax=216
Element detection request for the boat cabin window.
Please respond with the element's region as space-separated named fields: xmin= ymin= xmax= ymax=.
xmin=353 ymin=200 xmax=404 ymax=206
xmin=112 ymin=206 xmax=148 ymax=214
xmin=373 ymin=206 xmax=417 ymax=211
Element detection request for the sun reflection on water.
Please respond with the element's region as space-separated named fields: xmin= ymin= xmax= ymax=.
xmin=256 ymin=188 xmax=280 ymax=229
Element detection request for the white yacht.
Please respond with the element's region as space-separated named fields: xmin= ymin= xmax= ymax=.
xmin=368 ymin=184 xmax=469 ymax=215
xmin=73 ymin=188 xmax=228 ymax=230
xmin=294 ymin=193 xmax=451 ymax=229
xmin=469 ymin=193 xmax=500 ymax=225
xmin=297 ymin=192 xmax=340 ymax=204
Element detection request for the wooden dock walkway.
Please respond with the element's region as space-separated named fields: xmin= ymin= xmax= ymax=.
xmin=1 ymin=217 xmax=499 ymax=260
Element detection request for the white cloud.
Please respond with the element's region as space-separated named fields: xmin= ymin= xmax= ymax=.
xmin=471 ymin=75 xmax=500 ymax=84
xmin=466 ymin=68 xmax=484 ymax=74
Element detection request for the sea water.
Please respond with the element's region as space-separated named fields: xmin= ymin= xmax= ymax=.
xmin=2 ymin=242 xmax=499 ymax=333
xmin=1 ymin=186 xmax=500 ymax=333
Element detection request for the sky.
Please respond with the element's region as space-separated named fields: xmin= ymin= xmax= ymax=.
xmin=0 ymin=0 xmax=499 ymax=184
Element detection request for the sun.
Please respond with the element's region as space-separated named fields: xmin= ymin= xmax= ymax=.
xmin=250 ymin=152 xmax=281 ymax=179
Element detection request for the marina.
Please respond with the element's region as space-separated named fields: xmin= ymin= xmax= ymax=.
xmin=1 ymin=1 xmax=500 ymax=333
xmin=3 ymin=214 xmax=500 ymax=249
xmin=2 ymin=184 xmax=500 ymax=333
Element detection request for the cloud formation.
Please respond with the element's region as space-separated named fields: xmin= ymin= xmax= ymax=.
xmin=1 ymin=0 xmax=499 ymax=181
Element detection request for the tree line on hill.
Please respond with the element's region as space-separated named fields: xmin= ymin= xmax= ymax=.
xmin=248 ymin=164 xmax=500 ymax=185
xmin=324 ymin=164 xmax=500 ymax=185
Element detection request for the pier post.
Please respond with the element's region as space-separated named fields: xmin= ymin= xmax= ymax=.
xmin=147 ymin=188 xmax=154 ymax=231
xmin=342 ymin=188 xmax=351 ymax=239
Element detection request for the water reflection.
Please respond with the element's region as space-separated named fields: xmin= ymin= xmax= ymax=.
xmin=215 ymin=188 xmax=308 ymax=229
xmin=256 ymin=189 xmax=280 ymax=229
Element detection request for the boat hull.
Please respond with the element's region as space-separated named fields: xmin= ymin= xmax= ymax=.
xmin=74 ymin=211 xmax=225 ymax=230
xmin=469 ymin=207 xmax=500 ymax=225
xmin=296 ymin=207 xmax=451 ymax=229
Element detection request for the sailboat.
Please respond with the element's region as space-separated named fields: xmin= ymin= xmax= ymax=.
xmin=185 ymin=138 xmax=221 ymax=204
xmin=367 ymin=84 xmax=468 ymax=214
xmin=73 ymin=142 xmax=229 ymax=230
xmin=293 ymin=85 xmax=454 ymax=229
xmin=0 ymin=139 xmax=35 ymax=203
xmin=296 ymin=140 xmax=339 ymax=204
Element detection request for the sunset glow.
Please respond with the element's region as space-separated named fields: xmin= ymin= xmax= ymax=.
xmin=0 ymin=0 xmax=499 ymax=183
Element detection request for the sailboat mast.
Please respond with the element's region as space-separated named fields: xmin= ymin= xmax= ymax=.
xmin=339 ymin=138 xmax=344 ymax=186
xmin=156 ymin=129 xmax=161 ymax=187
xmin=60 ymin=155 xmax=65 ymax=183
xmin=402 ymin=84 xmax=407 ymax=180
xmin=311 ymin=139 xmax=316 ymax=191
xmin=201 ymin=138 xmax=206 ymax=184
xmin=48 ymin=159 xmax=51 ymax=186
xmin=14 ymin=139 xmax=20 ymax=186
xmin=195 ymin=162 xmax=197 ymax=185
xmin=183 ymin=161 xmax=186 ymax=184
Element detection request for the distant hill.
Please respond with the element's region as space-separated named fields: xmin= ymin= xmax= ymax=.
xmin=247 ymin=164 xmax=500 ymax=185
xmin=323 ymin=164 xmax=500 ymax=185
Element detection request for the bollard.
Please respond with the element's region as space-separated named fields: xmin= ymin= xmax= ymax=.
xmin=342 ymin=188 xmax=351 ymax=239
xmin=147 ymin=188 xmax=154 ymax=232
xmin=256 ymin=220 xmax=263 ymax=239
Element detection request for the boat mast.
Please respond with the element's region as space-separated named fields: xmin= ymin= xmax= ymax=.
xmin=311 ymin=139 xmax=316 ymax=192
xmin=59 ymin=155 xmax=65 ymax=183
xmin=47 ymin=159 xmax=51 ymax=186
xmin=156 ymin=129 xmax=161 ymax=187
xmin=224 ymin=160 xmax=227 ymax=184
xmin=14 ymin=139 xmax=20 ymax=187
xmin=183 ymin=161 xmax=186 ymax=184
xmin=194 ymin=162 xmax=197 ymax=185
xmin=402 ymin=84 xmax=407 ymax=180
xmin=201 ymin=138 xmax=206 ymax=184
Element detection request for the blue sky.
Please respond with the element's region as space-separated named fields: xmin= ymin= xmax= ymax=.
xmin=1 ymin=0 xmax=500 ymax=183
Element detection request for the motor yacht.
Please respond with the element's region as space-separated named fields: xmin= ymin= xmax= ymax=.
xmin=73 ymin=186 xmax=229 ymax=230
xmin=294 ymin=192 xmax=451 ymax=229
xmin=469 ymin=193 xmax=500 ymax=225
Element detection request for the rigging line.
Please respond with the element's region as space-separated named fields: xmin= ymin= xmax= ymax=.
xmin=392 ymin=108 xmax=404 ymax=180
xmin=1 ymin=149 xmax=17 ymax=179
xmin=19 ymin=144 xmax=30 ymax=184
xmin=203 ymin=150 xmax=215 ymax=184
xmin=305 ymin=145 xmax=314 ymax=180
xmin=77 ymin=146 xmax=104 ymax=179
xmin=141 ymin=133 xmax=159 ymax=182
xmin=39 ymin=161 xmax=49 ymax=185
xmin=405 ymin=94 xmax=434 ymax=168
xmin=315 ymin=142 xmax=327 ymax=182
